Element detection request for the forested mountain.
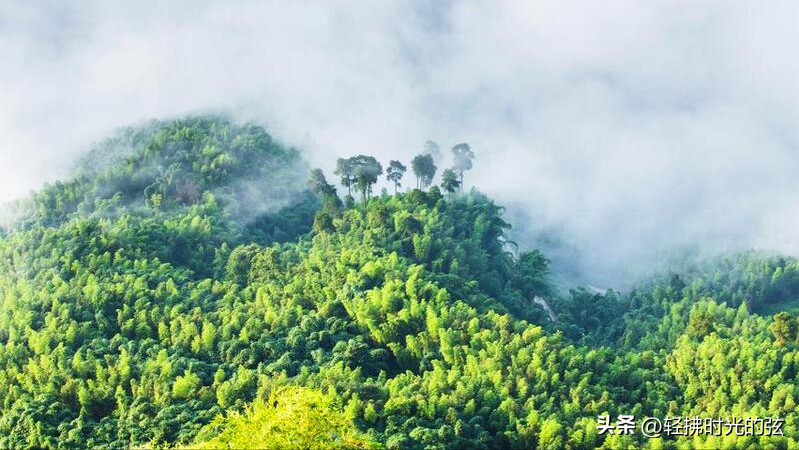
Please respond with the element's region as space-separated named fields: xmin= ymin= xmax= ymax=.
xmin=0 ymin=117 xmax=797 ymax=449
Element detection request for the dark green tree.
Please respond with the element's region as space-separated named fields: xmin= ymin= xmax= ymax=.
xmin=308 ymin=168 xmax=342 ymax=213
xmin=350 ymin=155 xmax=383 ymax=202
xmin=386 ymin=160 xmax=407 ymax=194
xmin=411 ymin=154 xmax=437 ymax=190
xmin=440 ymin=169 xmax=460 ymax=195
xmin=770 ymin=312 xmax=798 ymax=345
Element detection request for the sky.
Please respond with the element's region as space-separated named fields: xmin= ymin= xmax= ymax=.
xmin=1 ymin=0 xmax=797 ymax=285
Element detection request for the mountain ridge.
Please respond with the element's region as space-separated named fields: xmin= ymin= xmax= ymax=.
xmin=0 ymin=116 xmax=797 ymax=449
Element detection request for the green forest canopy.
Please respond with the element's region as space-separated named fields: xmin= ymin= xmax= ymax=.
xmin=0 ymin=116 xmax=797 ymax=449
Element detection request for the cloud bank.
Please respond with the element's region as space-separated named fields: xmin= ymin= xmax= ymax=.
xmin=1 ymin=0 xmax=797 ymax=285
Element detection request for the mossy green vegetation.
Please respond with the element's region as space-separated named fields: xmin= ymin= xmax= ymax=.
xmin=193 ymin=386 xmax=377 ymax=450
xmin=0 ymin=117 xmax=797 ymax=449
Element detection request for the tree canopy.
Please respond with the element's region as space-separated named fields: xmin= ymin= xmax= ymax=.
xmin=441 ymin=168 xmax=461 ymax=194
xmin=386 ymin=160 xmax=407 ymax=194
xmin=451 ymin=143 xmax=475 ymax=190
xmin=0 ymin=116 xmax=797 ymax=450
xmin=195 ymin=387 xmax=377 ymax=450
xmin=411 ymin=153 xmax=437 ymax=190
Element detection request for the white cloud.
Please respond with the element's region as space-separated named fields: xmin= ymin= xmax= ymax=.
xmin=1 ymin=0 xmax=797 ymax=284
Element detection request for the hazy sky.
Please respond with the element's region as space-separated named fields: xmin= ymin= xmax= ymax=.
xmin=1 ymin=0 xmax=797 ymax=284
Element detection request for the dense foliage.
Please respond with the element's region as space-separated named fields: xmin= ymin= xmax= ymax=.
xmin=6 ymin=116 xmax=317 ymax=248
xmin=0 ymin=117 xmax=797 ymax=449
xmin=194 ymin=386 xmax=376 ymax=449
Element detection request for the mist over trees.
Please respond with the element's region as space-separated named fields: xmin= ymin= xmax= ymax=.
xmin=411 ymin=153 xmax=437 ymax=190
xmin=308 ymin=168 xmax=335 ymax=197
xmin=330 ymin=139 xmax=475 ymax=198
xmin=335 ymin=155 xmax=384 ymax=202
xmin=423 ymin=140 xmax=442 ymax=161
xmin=441 ymin=168 xmax=461 ymax=194
xmin=0 ymin=118 xmax=798 ymax=450
xmin=451 ymin=143 xmax=475 ymax=191
xmin=351 ymin=155 xmax=383 ymax=201
xmin=334 ymin=157 xmax=356 ymax=198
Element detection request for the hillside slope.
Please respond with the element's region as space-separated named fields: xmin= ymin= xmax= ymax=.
xmin=0 ymin=117 xmax=797 ymax=449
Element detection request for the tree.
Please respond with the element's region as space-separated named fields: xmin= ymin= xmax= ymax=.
xmin=423 ymin=140 xmax=441 ymax=161
xmin=308 ymin=169 xmax=336 ymax=198
xmin=687 ymin=309 xmax=715 ymax=338
xmin=538 ymin=417 xmax=564 ymax=450
xmin=350 ymin=155 xmax=383 ymax=202
xmin=769 ymin=312 xmax=798 ymax=345
xmin=195 ymin=387 xmax=377 ymax=450
xmin=440 ymin=169 xmax=460 ymax=195
xmin=334 ymin=158 xmax=356 ymax=197
xmin=516 ymin=250 xmax=550 ymax=296
xmin=386 ymin=160 xmax=407 ymax=194
xmin=411 ymin=154 xmax=437 ymax=190
xmin=306 ymin=169 xmax=342 ymax=234
xmin=173 ymin=370 xmax=201 ymax=399
xmin=451 ymin=143 xmax=475 ymax=190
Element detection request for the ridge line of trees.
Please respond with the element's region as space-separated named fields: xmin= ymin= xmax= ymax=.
xmin=322 ymin=141 xmax=476 ymax=204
